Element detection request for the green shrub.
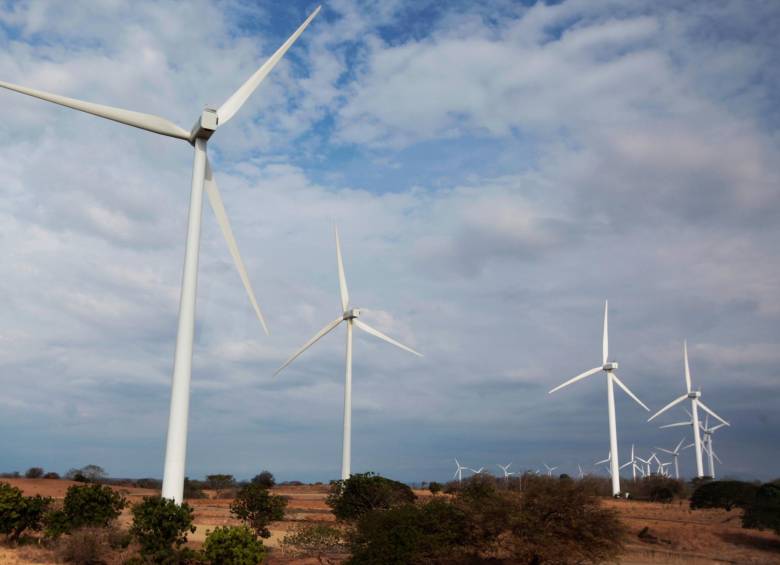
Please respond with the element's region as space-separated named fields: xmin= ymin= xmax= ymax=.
xmin=690 ymin=480 xmax=758 ymax=511
xmin=206 ymin=474 xmax=236 ymax=497
xmin=202 ymin=525 xmax=266 ymax=565
xmin=454 ymin=475 xmax=512 ymax=549
xmin=130 ymin=496 xmax=196 ymax=563
xmin=280 ymin=523 xmax=347 ymax=560
xmin=183 ymin=477 xmax=207 ymax=500
xmin=428 ymin=482 xmax=443 ymax=495
xmin=44 ymin=472 xmax=61 ymax=480
xmin=25 ymin=467 xmax=44 ymax=479
xmin=250 ymin=471 xmax=275 ymax=489
xmin=326 ymin=473 xmax=416 ymax=521
xmin=0 ymin=482 xmax=52 ymax=542
xmin=625 ymin=476 xmax=686 ymax=502
xmin=63 ymin=484 xmax=127 ymax=530
xmin=230 ymin=483 xmax=287 ymax=538
xmin=742 ymin=482 xmax=780 ymax=535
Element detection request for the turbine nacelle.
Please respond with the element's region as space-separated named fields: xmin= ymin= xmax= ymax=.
xmin=688 ymin=391 xmax=701 ymax=399
xmin=603 ymin=361 xmax=618 ymax=371
xmin=190 ymin=108 xmax=219 ymax=142
xmin=343 ymin=308 xmax=361 ymax=320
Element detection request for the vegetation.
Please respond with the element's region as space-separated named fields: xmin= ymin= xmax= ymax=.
xmin=202 ymin=525 xmax=266 ymax=565
xmin=183 ymin=477 xmax=207 ymax=499
xmin=65 ymin=465 xmax=107 ymax=484
xmin=623 ymin=476 xmax=687 ymax=502
xmin=428 ymin=481 xmax=443 ymax=495
xmin=326 ymin=473 xmax=416 ymax=521
xmin=280 ymin=523 xmax=347 ymax=562
xmin=24 ymin=467 xmax=44 ymax=479
xmin=251 ymin=471 xmax=276 ymax=489
xmin=206 ymin=474 xmax=237 ymax=498
xmin=43 ymin=472 xmax=61 ymax=480
xmin=0 ymin=482 xmax=51 ymax=542
xmin=690 ymin=480 xmax=759 ymax=511
xmin=742 ymin=482 xmax=780 ymax=535
xmin=130 ymin=496 xmax=196 ymax=563
xmin=230 ymin=483 xmax=287 ymax=538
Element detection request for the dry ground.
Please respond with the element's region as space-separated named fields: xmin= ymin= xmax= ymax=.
xmin=1 ymin=480 xmax=779 ymax=564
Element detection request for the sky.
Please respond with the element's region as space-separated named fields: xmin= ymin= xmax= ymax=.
xmin=0 ymin=0 xmax=778 ymax=484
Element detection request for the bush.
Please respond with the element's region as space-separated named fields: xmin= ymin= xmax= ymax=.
xmin=55 ymin=527 xmax=110 ymax=564
xmin=690 ymin=480 xmax=758 ymax=511
xmin=326 ymin=473 xmax=416 ymax=521
xmin=25 ymin=467 xmax=44 ymax=479
xmin=44 ymin=472 xmax=61 ymax=480
xmin=202 ymin=525 xmax=266 ymax=565
xmin=428 ymin=482 xmax=443 ymax=495
xmin=742 ymin=482 xmax=780 ymax=535
xmin=347 ymin=498 xmax=471 ymax=564
xmin=0 ymin=482 xmax=52 ymax=542
xmin=454 ymin=475 xmax=512 ymax=550
xmin=625 ymin=476 xmax=686 ymax=502
xmin=62 ymin=484 xmax=127 ymax=530
xmin=507 ymin=476 xmax=626 ymax=564
xmin=183 ymin=477 xmax=207 ymax=500
xmin=230 ymin=483 xmax=287 ymax=538
xmin=250 ymin=471 xmax=275 ymax=489
xmin=280 ymin=523 xmax=347 ymax=560
xmin=65 ymin=465 xmax=107 ymax=484
xmin=130 ymin=496 xmax=196 ymax=563
xmin=206 ymin=474 xmax=236 ymax=497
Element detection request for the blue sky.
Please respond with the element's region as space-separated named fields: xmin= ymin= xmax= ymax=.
xmin=0 ymin=0 xmax=778 ymax=484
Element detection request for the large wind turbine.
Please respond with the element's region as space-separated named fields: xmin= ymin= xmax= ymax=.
xmin=0 ymin=8 xmax=321 ymax=503
xmin=275 ymin=227 xmax=422 ymax=480
xmin=549 ymin=301 xmax=649 ymax=496
xmin=648 ymin=341 xmax=729 ymax=478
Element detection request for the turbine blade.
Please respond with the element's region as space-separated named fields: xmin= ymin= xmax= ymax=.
xmin=647 ymin=393 xmax=688 ymax=422
xmin=675 ymin=437 xmax=686 ymax=453
xmin=684 ymin=340 xmax=692 ymax=393
xmin=711 ymin=423 xmax=728 ymax=432
xmin=0 ymin=79 xmax=189 ymax=140
xmin=659 ymin=421 xmax=692 ymax=429
xmin=274 ymin=316 xmax=343 ymax=376
xmin=603 ymin=300 xmax=609 ymax=365
xmin=712 ymin=450 xmax=722 ymax=464
xmin=548 ymin=366 xmax=601 ymax=394
xmin=656 ymin=448 xmax=675 ymax=455
xmin=204 ymin=160 xmax=268 ymax=335
xmin=619 ymin=461 xmax=632 ymax=470
xmin=335 ymin=226 xmax=349 ymax=311
xmin=612 ymin=372 xmax=650 ymax=411
xmin=697 ymin=401 xmax=730 ymax=426
xmin=353 ymin=319 xmax=422 ymax=357
xmin=217 ymin=6 xmax=321 ymax=125
xmin=452 ymin=469 xmax=459 ymax=479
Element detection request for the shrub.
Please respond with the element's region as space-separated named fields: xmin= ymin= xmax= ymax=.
xmin=25 ymin=467 xmax=44 ymax=479
xmin=347 ymin=498 xmax=470 ymax=564
xmin=183 ymin=477 xmax=207 ymax=500
xmin=625 ymin=476 xmax=686 ymax=503
xmin=0 ymin=482 xmax=52 ymax=542
xmin=202 ymin=525 xmax=266 ymax=565
xmin=134 ymin=478 xmax=162 ymax=491
xmin=130 ymin=496 xmax=196 ymax=562
xmin=44 ymin=472 xmax=61 ymax=480
xmin=55 ymin=527 xmax=110 ymax=564
xmin=742 ymin=482 xmax=780 ymax=535
xmin=280 ymin=523 xmax=347 ymax=560
xmin=65 ymin=465 xmax=107 ymax=484
xmin=507 ymin=476 xmax=626 ymax=564
xmin=230 ymin=483 xmax=287 ymax=538
xmin=326 ymin=473 xmax=416 ymax=521
xmin=251 ymin=471 xmax=275 ymax=489
xmin=206 ymin=474 xmax=236 ymax=497
xmin=454 ymin=475 xmax=512 ymax=550
xmin=428 ymin=482 xmax=443 ymax=495
xmin=62 ymin=484 xmax=127 ymax=530
xmin=690 ymin=480 xmax=758 ymax=511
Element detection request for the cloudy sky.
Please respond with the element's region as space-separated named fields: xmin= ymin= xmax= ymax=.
xmin=0 ymin=0 xmax=778 ymax=483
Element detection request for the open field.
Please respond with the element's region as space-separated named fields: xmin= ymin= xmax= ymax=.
xmin=1 ymin=479 xmax=779 ymax=563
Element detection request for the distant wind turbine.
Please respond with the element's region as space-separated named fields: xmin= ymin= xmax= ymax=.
xmin=549 ymin=301 xmax=649 ymax=496
xmin=577 ymin=464 xmax=585 ymax=479
xmin=543 ymin=463 xmax=558 ymax=477
xmin=468 ymin=467 xmax=485 ymax=475
xmin=275 ymin=227 xmax=422 ymax=480
xmin=497 ymin=463 xmax=514 ymax=479
xmin=453 ymin=459 xmax=468 ymax=484
xmin=656 ymin=437 xmax=688 ymax=479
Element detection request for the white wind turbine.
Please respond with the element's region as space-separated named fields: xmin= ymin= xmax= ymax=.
xmin=453 ymin=459 xmax=468 ymax=484
xmin=497 ymin=463 xmax=514 ymax=480
xmin=577 ymin=464 xmax=585 ymax=479
xmin=701 ymin=416 xmax=727 ymax=479
xmin=275 ymin=227 xmax=422 ymax=480
xmin=618 ymin=444 xmax=642 ymax=480
xmin=468 ymin=467 xmax=486 ymax=475
xmin=648 ymin=341 xmax=729 ymax=478
xmin=543 ymin=463 xmax=558 ymax=477
xmin=656 ymin=437 xmax=687 ymax=479
xmin=549 ymin=301 xmax=649 ymax=496
xmin=0 ymin=8 xmax=321 ymax=504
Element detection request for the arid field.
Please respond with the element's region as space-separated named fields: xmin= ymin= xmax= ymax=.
xmin=1 ymin=478 xmax=779 ymax=564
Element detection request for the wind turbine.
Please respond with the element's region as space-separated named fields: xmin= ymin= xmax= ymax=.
xmin=577 ymin=464 xmax=585 ymax=479
xmin=648 ymin=341 xmax=729 ymax=478
xmin=656 ymin=437 xmax=687 ymax=479
xmin=497 ymin=463 xmax=514 ymax=480
xmin=275 ymin=227 xmax=422 ymax=480
xmin=468 ymin=467 xmax=485 ymax=475
xmin=453 ymin=459 xmax=468 ymax=484
xmin=543 ymin=463 xmax=558 ymax=477
xmin=619 ymin=444 xmax=641 ymax=480
xmin=549 ymin=301 xmax=649 ymax=496
xmin=701 ymin=416 xmax=727 ymax=479
xmin=0 ymin=8 xmax=321 ymax=504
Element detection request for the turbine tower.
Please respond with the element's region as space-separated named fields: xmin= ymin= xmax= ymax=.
xmin=648 ymin=341 xmax=729 ymax=478
xmin=701 ymin=417 xmax=726 ymax=479
xmin=549 ymin=301 xmax=649 ymax=496
xmin=0 ymin=7 xmax=321 ymax=504
xmin=275 ymin=227 xmax=422 ymax=480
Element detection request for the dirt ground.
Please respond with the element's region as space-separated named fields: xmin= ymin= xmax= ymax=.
xmin=1 ymin=480 xmax=779 ymax=564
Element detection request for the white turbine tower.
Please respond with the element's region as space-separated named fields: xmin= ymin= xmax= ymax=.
xmin=275 ymin=227 xmax=422 ymax=480
xmin=497 ymin=463 xmax=514 ymax=480
xmin=656 ymin=437 xmax=687 ymax=479
xmin=0 ymin=8 xmax=321 ymax=504
xmin=549 ymin=301 xmax=649 ymax=496
xmin=543 ymin=463 xmax=558 ymax=477
xmin=698 ymin=416 xmax=727 ymax=479
xmin=648 ymin=341 xmax=729 ymax=478
xmin=577 ymin=464 xmax=585 ymax=479
xmin=453 ymin=459 xmax=468 ymax=484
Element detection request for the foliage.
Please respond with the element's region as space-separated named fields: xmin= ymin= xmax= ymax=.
xmin=63 ymin=484 xmax=127 ymax=530
xmin=183 ymin=478 xmax=207 ymax=500
xmin=347 ymin=498 xmax=471 ymax=565
xmin=326 ymin=473 xmax=416 ymax=521
xmin=690 ymin=480 xmax=759 ymax=511
xmin=202 ymin=525 xmax=266 ymax=565
xmin=55 ymin=527 xmax=110 ymax=564
xmin=625 ymin=476 xmax=686 ymax=502
xmin=130 ymin=496 xmax=196 ymax=563
xmin=0 ymin=482 xmax=52 ymax=542
xmin=742 ymin=482 xmax=780 ymax=535
xmin=250 ymin=471 xmax=276 ymax=489
xmin=230 ymin=483 xmax=287 ymax=538
xmin=44 ymin=472 xmax=61 ymax=480
xmin=428 ymin=481 xmax=443 ymax=495
xmin=280 ymin=523 xmax=347 ymax=561
xmin=25 ymin=467 xmax=44 ymax=479
xmin=65 ymin=465 xmax=107 ymax=484
xmin=507 ymin=476 xmax=626 ymax=564
xmin=206 ymin=474 xmax=236 ymax=497
xmin=134 ymin=478 xmax=162 ymax=490
xmin=453 ymin=475 xmax=512 ymax=549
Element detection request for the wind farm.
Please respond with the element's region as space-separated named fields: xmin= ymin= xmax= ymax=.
xmin=0 ymin=1 xmax=777 ymax=564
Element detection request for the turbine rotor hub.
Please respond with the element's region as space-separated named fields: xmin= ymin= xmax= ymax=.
xmin=688 ymin=391 xmax=701 ymax=399
xmin=190 ymin=107 xmax=218 ymax=141
xmin=603 ymin=361 xmax=618 ymax=371
xmin=343 ymin=308 xmax=361 ymax=320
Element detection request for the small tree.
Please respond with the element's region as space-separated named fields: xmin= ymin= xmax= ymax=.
xmin=43 ymin=472 xmax=60 ymax=480
xmin=202 ymin=525 xmax=266 ymax=565
xmin=742 ymin=482 xmax=780 ymax=535
xmin=251 ymin=471 xmax=276 ymax=489
xmin=326 ymin=473 xmax=416 ymax=521
xmin=206 ymin=474 xmax=237 ymax=497
xmin=25 ymin=467 xmax=44 ymax=479
xmin=131 ymin=496 xmax=196 ymax=562
xmin=690 ymin=480 xmax=759 ymax=511
xmin=64 ymin=484 xmax=126 ymax=529
xmin=280 ymin=523 xmax=347 ymax=561
xmin=429 ymin=482 xmax=443 ymax=495
xmin=230 ymin=483 xmax=287 ymax=538
xmin=0 ymin=482 xmax=52 ymax=542
xmin=184 ymin=477 xmax=207 ymax=499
